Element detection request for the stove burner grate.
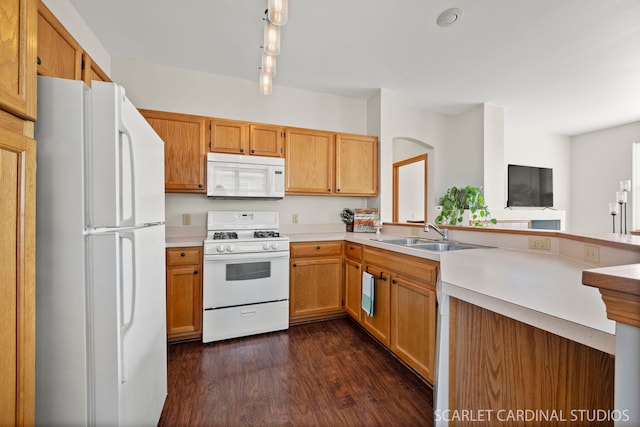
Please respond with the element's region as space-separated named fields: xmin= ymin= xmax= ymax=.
xmin=213 ymin=232 xmax=238 ymax=240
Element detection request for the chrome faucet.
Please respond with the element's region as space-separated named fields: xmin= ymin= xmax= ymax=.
xmin=425 ymin=223 xmax=448 ymax=241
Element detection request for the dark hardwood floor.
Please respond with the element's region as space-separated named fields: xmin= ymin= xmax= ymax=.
xmin=159 ymin=318 xmax=434 ymax=426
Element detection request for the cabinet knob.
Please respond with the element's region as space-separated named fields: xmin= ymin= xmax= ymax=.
xmin=381 ymin=276 xmax=387 ymax=281
xmin=194 ymin=269 xmax=199 ymax=275
xmin=392 ymin=279 xmax=397 ymax=284
xmin=180 ymin=252 xmax=186 ymax=257
xmin=337 ymin=188 xmax=341 ymax=192
xmin=327 ymin=188 xmax=331 ymax=192
xmin=355 ymin=265 xmax=360 ymax=269
xmin=316 ymin=246 xmax=321 ymax=250
xmin=292 ymin=263 xmax=297 ymax=267
xmin=240 ymin=148 xmax=244 ymax=153
xmin=37 ymin=56 xmax=42 ymax=65
xmin=251 ymin=149 xmax=255 ymax=153
xmin=198 ymin=184 xmax=203 ymax=188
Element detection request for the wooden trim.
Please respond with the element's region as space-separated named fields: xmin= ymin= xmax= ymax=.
xmin=392 ymin=154 xmax=427 ymax=224
xmin=583 ymin=264 xmax=640 ymax=327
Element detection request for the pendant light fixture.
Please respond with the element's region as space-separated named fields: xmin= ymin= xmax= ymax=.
xmin=261 ymin=52 xmax=276 ymax=76
xmin=259 ymin=0 xmax=288 ymax=94
xmin=259 ymin=71 xmax=273 ymax=95
xmin=263 ymin=21 xmax=281 ymax=56
xmin=267 ymin=0 xmax=288 ymax=26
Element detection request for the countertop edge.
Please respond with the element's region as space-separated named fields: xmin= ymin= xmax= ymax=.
xmin=441 ymin=281 xmax=616 ymax=354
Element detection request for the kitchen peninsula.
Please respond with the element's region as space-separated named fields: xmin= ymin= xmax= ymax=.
xmin=283 ymin=224 xmax=640 ymax=427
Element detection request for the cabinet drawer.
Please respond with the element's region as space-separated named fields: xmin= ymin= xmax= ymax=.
xmin=364 ymin=247 xmax=438 ymax=286
xmin=166 ymin=247 xmax=202 ymax=266
xmin=290 ymin=241 xmax=343 ymax=258
xmin=344 ymin=242 xmax=362 ymax=260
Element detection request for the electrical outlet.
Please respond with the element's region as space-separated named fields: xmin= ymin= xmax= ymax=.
xmin=584 ymin=245 xmax=600 ymax=264
xmin=182 ymin=213 xmax=191 ymax=226
xmin=292 ymin=213 xmax=299 ymax=224
xmin=528 ymin=237 xmax=551 ymax=250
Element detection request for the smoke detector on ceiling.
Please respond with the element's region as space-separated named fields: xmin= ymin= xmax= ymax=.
xmin=436 ymin=8 xmax=463 ymax=27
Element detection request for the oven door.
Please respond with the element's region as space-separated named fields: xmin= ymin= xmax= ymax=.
xmin=203 ymin=251 xmax=289 ymax=309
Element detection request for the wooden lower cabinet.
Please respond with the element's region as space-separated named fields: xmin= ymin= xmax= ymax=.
xmin=165 ymin=247 xmax=202 ymax=342
xmin=362 ymin=245 xmax=438 ymax=383
xmin=289 ymin=241 xmax=344 ymax=323
xmin=391 ymin=275 xmax=436 ymax=383
xmin=361 ymin=265 xmax=391 ymax=346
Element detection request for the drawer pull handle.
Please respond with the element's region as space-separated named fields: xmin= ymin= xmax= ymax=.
xmin=316 ymin=246 xmax=321 ymax=250
xmin=194 ymin=269 xmax=199 ymax=275
xmin=292 ymin=263 xmax=297 ymax=267
xmin=392 ymin=279 xmax=397 ymax=284
xmin=356 ymin=265 xmax=360 ymax=269
xmin=180 ymin=252 xmax=186 ymax=257
xmin=241 ymin=309 xmax=256 ymax=317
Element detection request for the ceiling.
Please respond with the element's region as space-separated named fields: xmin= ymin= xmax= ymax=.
xmin=68 ymin=0 xmax=640 ymax=136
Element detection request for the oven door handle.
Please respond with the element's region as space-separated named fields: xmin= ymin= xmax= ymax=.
xmin=203 ymin=250 xmax=290 ymax=262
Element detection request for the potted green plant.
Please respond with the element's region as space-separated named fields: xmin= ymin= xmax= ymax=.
xmin=435 ymin=185 xmax=497 ymax=227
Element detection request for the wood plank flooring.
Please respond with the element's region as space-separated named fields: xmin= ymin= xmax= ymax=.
xmin=159 ymin=318 xmax=434 ymax=426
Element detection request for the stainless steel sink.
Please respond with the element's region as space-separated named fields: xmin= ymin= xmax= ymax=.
xmin=411 ymin=242 xmax=481 ymax=251
xmin=373 ymin=237 xmax=492 ymax=252
xmin=372 ymin=237 xmax=435 ymax=246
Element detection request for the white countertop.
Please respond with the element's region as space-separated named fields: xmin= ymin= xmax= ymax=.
xmin=439 ymin=248 xmax=615 ymax=354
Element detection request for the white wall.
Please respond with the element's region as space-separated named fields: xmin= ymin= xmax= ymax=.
xmin=391 ymin=104 xmax=452 ymax=222
xmin=111 ymin=58 xmax=372 ymax=228
xmin=493 ymin=123 xmax=571 ymax=228
xmin=448 ymin=106 xmax=484 ymax=189
xmin=570 ymin=121 xmax=640 ymax=233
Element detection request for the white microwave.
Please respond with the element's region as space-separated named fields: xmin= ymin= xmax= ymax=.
xmin=206 ymin=153 xmax=285 ymax=199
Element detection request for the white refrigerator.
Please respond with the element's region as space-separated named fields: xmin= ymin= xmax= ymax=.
xmin=34 ymin=76 xmax=167 ymax=426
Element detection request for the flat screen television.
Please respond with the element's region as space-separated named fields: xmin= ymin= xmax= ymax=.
xmin=507 ymin=164 xmax=554 ymax=208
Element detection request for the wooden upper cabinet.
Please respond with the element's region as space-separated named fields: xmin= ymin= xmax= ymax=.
xmin=285 ymin=127 xmax=334 ymax=194
xmin=335 ymin=133 xmax=378 ymax=196
xmin=210 ymin=118 xmax=246 ymax=154
xmin=0 ymin=0 xmax=37 ymax=121
xmin=249 ymin=123 xmax=284 ymax=157
xmin=140 ymin=109 xmax=208 ymax=193
xmin=37 ymin=1 xmax=82 ymax=81
xmin=81 ymin=52 xmax=111 ymax=87
xmin=210 ymin=118 xmax=284 ymax=157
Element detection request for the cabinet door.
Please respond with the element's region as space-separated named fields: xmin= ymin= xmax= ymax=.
xmin=140 ymin=110 xmax=207 ymax=193
xmin=391 ymin=276 xmax=436 ymax=383
xmin=335 ymin=133 xmax=378 ymax=195
xmin=0 ymin=0 xmax=37 ymax=121
xmin=81 ymin=52 xmax=111 ymax=87
xmin=361 ymin=266 xmax=391 ymax=346
xmin=0 ymin=124 xmax=36 ymax=426
xmin=344 ymin=258 xmax=362 ymax=321
xmin=290 ymin=258 xmax=343 ymax=319
xmin=285 ymin=127 xmax=334 ymax=194
xmin=37 ymin=1 xmax=82 ymax=81
xmin=249 ymin=123 xmax=284 ymax=157
xmin=210 ymin=118 xmax=247 ymax=154
xmin=166 ymin=265 xmax=202 ymax=340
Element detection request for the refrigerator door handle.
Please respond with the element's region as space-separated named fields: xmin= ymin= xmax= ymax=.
xmin=119 ymin=231 xmax=137 ymax=383
xmin=119 ymin=123 xmax=137 ymax=227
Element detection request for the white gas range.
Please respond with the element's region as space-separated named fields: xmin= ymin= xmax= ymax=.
xmin=202 ymin=211 xmax=290 ymax=343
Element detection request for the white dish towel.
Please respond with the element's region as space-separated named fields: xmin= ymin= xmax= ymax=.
xmin=361 ymin=271 xmax=375 ymax=316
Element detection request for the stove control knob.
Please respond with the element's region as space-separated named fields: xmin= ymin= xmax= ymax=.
xmin=271 ymin=243 xmax=279 ymax=250
xmin=263 ymin=243 xmax=271 ymax=250
xmin=226 ymin=245 xmax=235 ymax=252
xmin=216 ymin=245 xmax=225 ymax=253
